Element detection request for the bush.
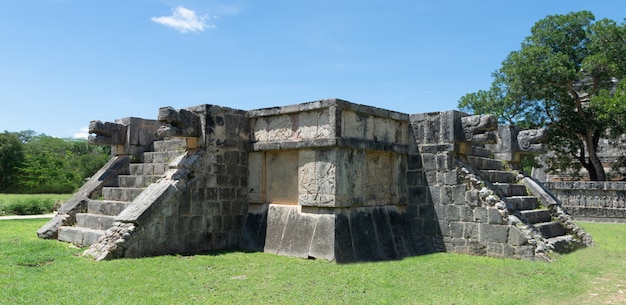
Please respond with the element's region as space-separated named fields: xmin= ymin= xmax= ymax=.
xmin=2 ymin=198 xmax=56 ymax=215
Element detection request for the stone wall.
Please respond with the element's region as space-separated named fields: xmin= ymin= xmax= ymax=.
xmin=241 ymin=99 xmax=420 ymax=262
xmin=544 ymin=181 xmax=626 ymax=223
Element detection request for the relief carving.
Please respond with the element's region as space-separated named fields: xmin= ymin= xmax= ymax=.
xmin=517 ymin=128 xmax=547 ymax=153
xmin=460 ymin=114 xmax=498 ymax=143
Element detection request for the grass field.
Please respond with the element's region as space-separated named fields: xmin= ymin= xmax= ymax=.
xmin=0 ymin=194 xmax=72 ymax=216
xmin=1 ymin=219 xmax=625 ymax=304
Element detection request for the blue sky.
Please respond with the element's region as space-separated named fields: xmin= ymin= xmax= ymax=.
xmin=0 ymin=1 xmax=623 ymax=138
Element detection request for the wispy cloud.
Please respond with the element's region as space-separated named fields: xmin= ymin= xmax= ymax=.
xmin=73 ymin=126 xmax=89 ymax=139
xmin=151 ymin=6 xmax=216 ymax=33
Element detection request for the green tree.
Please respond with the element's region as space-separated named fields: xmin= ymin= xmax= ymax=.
xmin=10 ymin=133 xmax=111 ymax=194
xmin=458 ymin=11 xmax=626 ymax=181
xmin=0 ymin=132 xmax=25 ymax=192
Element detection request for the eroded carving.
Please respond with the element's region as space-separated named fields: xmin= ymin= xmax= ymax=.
xmin=460 ymin=114 xmax=497 ymax=143
xmin=156 ymin=106 xmax=201 ymax=138
xmin=88 ymin=120 xmax=127 ymax=146
xmin=517 ymin=128 xmax=547 ymax=153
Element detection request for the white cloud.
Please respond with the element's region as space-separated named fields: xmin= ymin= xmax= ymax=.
xmin=151 ymin=6 xmax=215 ymax=33
xmin=73 ymin=126 xmax=89 ymax=139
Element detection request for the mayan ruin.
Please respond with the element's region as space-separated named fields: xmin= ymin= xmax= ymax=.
xmin=36 ymin=99 xmax=604 ymax=262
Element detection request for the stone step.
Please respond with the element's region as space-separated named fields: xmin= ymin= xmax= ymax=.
xmin=469 ymin=146 xmax=493 ymax=158
xmin=129 ymin=163 xmax=169 ymax=176
xmin=480 ymin=170 xmax=518 ymax=184
xmin=493 ymin=183 xmax=528 ymax=197
xmin=58 ymin=226 xmax=104 ymax=246
xmin=466 ymin=156 xmax=503 ymax=171
xmin=118 ymin=175 xmax=162 ymax=188
xmin=520 ymin=209 xmax=552 ymax=224
xmin=88 ymin=199 xmax=131 ymax=216
xmin=153 ymin=138 xmax=187 ymax=152
xmin=505 ymin=196 xmax=538 ymax=210
xmin=102 ymin=187 xmax=144 ymax=202
xmin=535 ymin=221 xmax=566 ymax=239
xmin=76 ymin=213 xmax=117 ymax=230
xmin=143 ymin=151 xmax=184 ymax=164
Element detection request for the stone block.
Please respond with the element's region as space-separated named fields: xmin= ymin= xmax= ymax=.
xmin=308 ymin=214 xmax=335 ymax=260
xmin=504 ymin=244 xmax=516 ymax=258
xmin=437 ymin=154 xmax=455 ymax=172
xmin=438 ymin=220 xmax=450 ymax=237
xmin=239 ymin=203 xmax=268 ymax=252
xmin=408 ymin=186 xmax=426 ymax=204
xmin=422 ymin=154 xmax=437 ymax=171
xmin=474 ymin=207 xmax=489 ymax=223
xmin=371 ymin=208 xmax=398 ymax=260
xmin=449 ymin=222 xmax=464 ymax=238
xmin=429 ymin=186 xmax=441 ymax=205
xmin=507 ymin=227 xmax=527 ymax=246
xmin=488 ymin=207 xmax=504 ymax=224
xmin=445 ymin=205 xmax=460 ymax=221
xmin=407 ymin=171 xmax=423 ymax=186
xmin=487 ymin=242 xmax=504 ymax=257
xmin=266 ymin=151 xmax=299 ymax=204
xmin=464 ymin=222 xmax=478 ymax=239
xmin=408 ymin=154 xmax=422 ymax=170
xmin=349 ymin=209 xmax=381 ymax=261
xmin=334 ymin=212 xmax=355 ymax=263
xmin=479 ymin=224 xmax=508 ymax=244
xmin=434 ymin=204 xmax=445 ymax=219
xmin=452 ymin=238 xmax=467 ymax=247
xmin=516 ymin=245 xmax=535 ymax=259
xmin=263 ymin=204 xmax=292 ymax=254
xmin=459 ymin=206 xmax=474 ymax=222
xmin=278 ymin=209 xmax=316 ymax=259
xmin=468 ymin=240 xmax=486 ymax=256
xmin=418 ymin=204 xmax=436 ymax=221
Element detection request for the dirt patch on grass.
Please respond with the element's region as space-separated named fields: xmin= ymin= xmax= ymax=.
xmin=579 ymin=273 xmax=626 ymax=304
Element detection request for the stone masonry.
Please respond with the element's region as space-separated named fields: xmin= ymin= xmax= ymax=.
xmin=39 ymin=99 xmax=593 ymax=262
xmin=543 ymin=181 xmax=626 ymax=223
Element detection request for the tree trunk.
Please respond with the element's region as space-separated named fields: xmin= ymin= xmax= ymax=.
xmin=584 ymin=130 xmax=606 ymax=181
xmin=578 ymin=153 xmax=598 ymax=181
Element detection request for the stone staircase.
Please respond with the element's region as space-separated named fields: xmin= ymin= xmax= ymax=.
xmin=466 ymin=146 xmax=573 ymax=251
xmin=58 ymin=138 xmax=187 ymax=247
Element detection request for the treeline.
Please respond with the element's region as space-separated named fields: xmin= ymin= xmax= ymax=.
xmin=0 ymin=130 xmax=111 ymax=194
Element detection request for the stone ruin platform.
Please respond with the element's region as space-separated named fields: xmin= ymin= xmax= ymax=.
xmin=38 ymin=99 xmax=593 ymax=262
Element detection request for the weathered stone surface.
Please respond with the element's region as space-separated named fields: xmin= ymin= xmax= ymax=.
xmin=156 ymin=106 xmax=201 ymax=138
xmin=88 ymin=120 xmax=127 ymax=146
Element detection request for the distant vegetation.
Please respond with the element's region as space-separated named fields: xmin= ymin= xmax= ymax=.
xmin=0 ymin=130 xmax=110 ymax=194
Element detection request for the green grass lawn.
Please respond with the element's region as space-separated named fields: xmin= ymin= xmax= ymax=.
xmin=0 ymin=194 xmax=72 ymax=215
xmin=1 ymin=220 xmax=625 ymax=304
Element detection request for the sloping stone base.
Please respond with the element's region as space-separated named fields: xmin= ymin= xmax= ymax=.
xmin=241 ymin=203 xmax=417 ymax=263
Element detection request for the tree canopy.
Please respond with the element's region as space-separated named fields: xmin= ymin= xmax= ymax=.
xmin=0 ymin=131 xmax=111 ymax=193
xmin=458 ymin=11 xmax=626 ymax=181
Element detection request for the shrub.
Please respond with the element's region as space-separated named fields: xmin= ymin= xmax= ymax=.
xmin=2 ymin=198 xmax=56 ymax=215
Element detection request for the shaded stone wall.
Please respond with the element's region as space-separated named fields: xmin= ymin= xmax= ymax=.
xmin=409 ymin=111 xmax=539 ymax=259
xmin=544 ymin=181 xmax=626 ymax=223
